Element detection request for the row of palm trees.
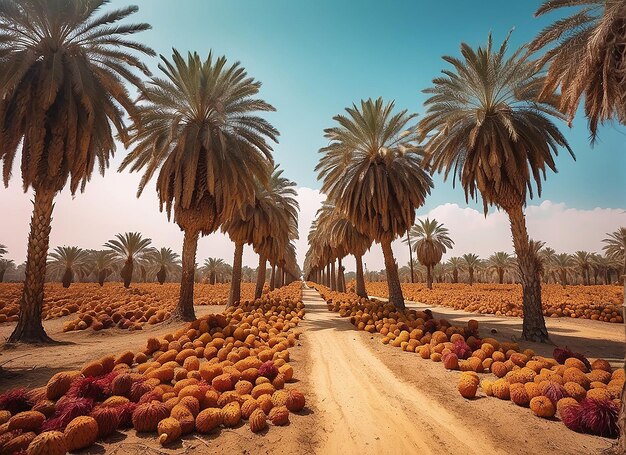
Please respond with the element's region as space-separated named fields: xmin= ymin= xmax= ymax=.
xmin=305 ymin=1 xmax=626 ymax=347
xmin=0 ymin=1 xmax=299 ymax=343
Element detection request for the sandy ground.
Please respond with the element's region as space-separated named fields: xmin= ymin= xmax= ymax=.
xmin=0 ymin=286 xmax=621 ymax=454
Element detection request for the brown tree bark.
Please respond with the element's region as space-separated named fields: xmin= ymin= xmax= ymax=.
xmin=61 ymin=268 xmax=73 ymax=288
xmin=381 ymin=238 xmax=405 ymax=310
xmin=354 ymin=254 xmax=367 ymax=298
xmin=507 ymin=204 xmax=548 ymax=342
xmin=453 ymin=268 xmax=458 ymax=283
xmin=120 ymin=257 xmax=133 ymax=288
xmin=270 ymin=264 xmax=276 ymax=291
xmin=173 ymin=228 xmax=198 ymax=321
xmin=498 ymin=269 xmax=504 ymax=284
xmin=468 ymin=268 xmax=474 ymax=285
xmin=156 ymin=266 xmax=166 ymax=284
xmin=330 ymin=261 xmax=337 ymax=291
xmin=227 ymin=241 xmax=245 ymax=308
xmin=337 ymin=257 xmax=345 ymax=292
xmin=426 ymin=264 xmax=433 ymax=289
xmin=255 ymin=254 xmax=266 ymax=299
xmin=9 ymin=188 xmax=56 ymax=343
xmin=0 ymin=269 xmax=6 ymax=282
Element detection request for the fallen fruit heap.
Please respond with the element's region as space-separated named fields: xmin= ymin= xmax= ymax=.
xmin=0 ymin=282 xmax=256 ymax=331
xmin=364 ymin=282 xmax=624 ymax=323
xmin=0 ymin=283 xmax=306 ymax=453
xmin=313 ymin=283 xmax=624 ymax=439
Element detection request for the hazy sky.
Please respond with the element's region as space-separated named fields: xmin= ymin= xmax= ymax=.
xmin=1 ymin=0 xmax=625 ymax=272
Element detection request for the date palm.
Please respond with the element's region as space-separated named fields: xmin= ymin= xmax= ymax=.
xmin=487 ymin=252 xmax=516 ymax=284
xmin=0 ymin=259 xmax=14 ymax=283
xmin=603 ymin=226 xmax=626 ymax=279
xmin=202 ymin=258 xmax=226 ymax=285
xmin=0 ymin=0 xmax=153 ymax=343
xmin=462 ymin=254 xmax=481 ymax=286
xmin=538 ymin=246 xmax=557 ymax=283
xmin=222 ymin=165 xmax=298 ymax=306
xmin=317 ymin=98 xmax=433 ymax=310
xmin=0 ymin=244 xmax=7 ymax=257
xmin=411 ymin=218 xmax=454 ymax=289
xmin=553 ymin=253 xmax=574 ymax=287
xmin=572 ymin=250 xmax=593 ymax=285
xmin=89 ymin=250 xmax=117 ymax=286
xmin=147 ymin=248 xmax=181 ymax=285
xmin=121 ymin=50 xmax=277 ymax=320
xmin=105 ymin=232 xmax=152 ymax=288
xmin=419 ymin=34 xmax=573 ymax=342
xmin=47 ymin=246 xmax=89 ymax=288
xmin=447 ymin=257 xmax=465 ymax=283
xmin=530 ymin=1 xmax=626 ymax=140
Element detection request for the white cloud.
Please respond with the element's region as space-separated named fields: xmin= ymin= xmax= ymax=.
xmin=3 ymin=175 xmax=625 ymax=275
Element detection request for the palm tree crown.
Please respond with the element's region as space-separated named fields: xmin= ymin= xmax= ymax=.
xmin=603 ymin=226 xmax=626 ymax=277
xmin=0 ymin=0 xmax=154 ymax=193
xmin=120 ymin=50 xmax=278 ymax=234
xmin=105 ymin=232 xmax=152 ymax=262
xmin=530 ymin=0 xmax=626 ymax=140
xmin=419 ymin=33 xmax=574 ymax=214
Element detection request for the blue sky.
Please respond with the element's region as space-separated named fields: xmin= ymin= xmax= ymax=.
xmin=122 ymin=0 xmax=625 ymax=211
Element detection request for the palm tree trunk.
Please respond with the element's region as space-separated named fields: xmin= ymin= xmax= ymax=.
xmin=255 ymin=254 xmax=266 ymax=299
xmin=381 ymin=238 xmax=405 ymax=310
xmin=498 ymin=269 xmax=504 ymax=284
xmin=9 ymin=187 xmax=55 ymax=343
xmin=354 ymin=254 xmax=367 ymax=298
xmin=270 ymin=264 xmax=276 ymax=291
xmin=121 ymin=258 xmax=133 ymax=288
xmin=337 ymin=257 xmax=345 ymax=292
xmin=0 ymin=269 xmax=5 ymax=283
xmin=330 ymin=261 xmax=337 ymax=291
xmin=453 ymin=268 xmax=458 ymax=283
xmin=157 ymin=266 xmax=167 ymax=285
xmin=62 ymin=268 xmax=73 ymax=288
xmin=506 ymin=204 xmax=548 ymax=343
xmin=227 ymin=241 xmax=245 ymax=308
xmin=426 ymin=265 xmax=433 ymax=289
xmin=173 ymin=228 xmax=198 ymax=321
xmin=469 ymin=268 xmax=474 ymax=285
xmin=407 ymin=231 xmax=415 ymax=283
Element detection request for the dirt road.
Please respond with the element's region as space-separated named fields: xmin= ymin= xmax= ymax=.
xmin=302 ymin=286 xmax=504 ymax=455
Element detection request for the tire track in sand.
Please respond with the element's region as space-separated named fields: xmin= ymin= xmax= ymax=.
xmin=302 ymin=287 xmax=505 ymax=455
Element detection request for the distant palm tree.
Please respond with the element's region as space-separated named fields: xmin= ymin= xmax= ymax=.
xmin=0 ymin=0 xmax=153 ymax=343
xmin=89 ymin=250 xmax=117 ymax=286
xmin=530 ymin=1 xmax=626 ymax=140
xmin=0 ymin=244 xmax=7 ymax=257
xmin=572 ymin=251 xmax=593 ymax=285
xmin=48 ymin=247 xmax=89 ymax=288
xmin=411 ymin=218 xmax=454 ymax=289
xmin=202 ymin=258 xmax=226 ymax=285
xmin=487 ymin=252 xmax=516 ymax=284
xmin=147 ymin=248 xmax=181 ymax=284
xmin=222 ymin=165 xmax=298 ymax=306
xmin=603 ymin=227 xmax=626 ymax=280
xmin=0 ymin=259 xmax=14 ymax=282
xmin=105 ymin=233 xmax=152 ymax=288
xmin=419 ymin=34 xmax=572 ymax=342
xmin=121 ymin=50 xmax=277 ymax=320
xmin=447 ymin=257 xmax=464 ymax=284
xmin=462 ymin=254 xmax=481 ymax=286
xmin=553 ymin=253 xmax=574 ymax=287
xmin=538 ymin=246 xmax=557 ymax=283
xmin=316 ymin=98 xmax=433 ymax=310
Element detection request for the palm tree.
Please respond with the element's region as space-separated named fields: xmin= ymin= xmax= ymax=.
xmin=487 ymin=252 xmax=516 ymax=284
xmin=603 ymin=227 xmax=626 ymax=280
xmin=572 ymin=251 xmax=593 ymax=285
xmin=316 ymin=98 xmax=433 ymax=310
xmin=0 ymin=244 xmax=7 ymax=257
xmin=418 ymin=34 xmax=573 ymax=342
xmin=105 ymin=232 xmax=152 ymax=288
xmin=0 ymin=259 xmax=14 ymax=283
xmin=89 ymin=250 xmax=117 ymax=286
xmin=47 ymin=246 xmax=89 ymax=288
xmin=147 ymin=248 xmax=181 ymax=284
xmin=202 ymin=258 xmax=226 ymax=285
xmin=121 ymin=50 xmax=277 ymax=320
xmin=462 ymin=254 xmax=481 ymax=285
xmin=553 ymin=253 xmax=574 ymax=287
xmin=221 ymin=165 xmax=298 ymax=307
xmin=0 ymin=0 xmax=153 ymax=343
xmin=411 ymin=218 xmax=454 ymax=289
xmin=538 ymin=246 xmax=557 ymax=283
xmin=530 ymin=1 xmax=626 ymax=140
xmin=447 ymin=257 xmax=464 ymax=283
